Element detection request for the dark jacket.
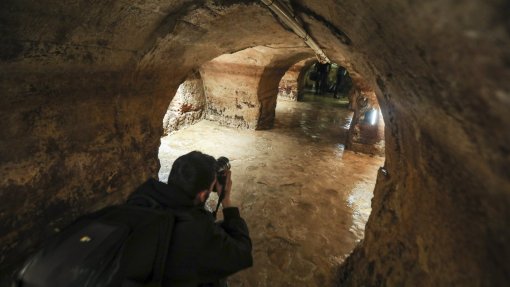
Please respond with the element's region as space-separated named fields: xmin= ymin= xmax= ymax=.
xmin=127 ymin=178 xmax=253 ymax=287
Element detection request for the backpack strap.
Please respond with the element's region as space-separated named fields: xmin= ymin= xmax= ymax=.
xmin=129 ymin=194 xmax=175 ymax=285
xmin=128 ymin=193 xmax=162 ymax=209
xmin=151 ymin=210 xmax=174 ymax=284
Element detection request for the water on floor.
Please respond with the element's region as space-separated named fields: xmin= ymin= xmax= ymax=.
xmin=158 ymin=97 xmax=384 ymax=286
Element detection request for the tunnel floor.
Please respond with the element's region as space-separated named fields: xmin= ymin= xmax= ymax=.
xmin=158 ymin=98 xmax=384 ymax=286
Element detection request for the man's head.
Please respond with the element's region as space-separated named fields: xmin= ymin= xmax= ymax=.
xmin=168 ymin=151 xmax=217 ymax=203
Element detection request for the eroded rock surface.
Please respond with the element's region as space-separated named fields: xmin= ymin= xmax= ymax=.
xmin=346 ymin=89 xmax=385 ymax=156
xmin=162 ymin=71 xmax=206 ymax=135
xmin=200 ymin=46 xmax=312 ymax=129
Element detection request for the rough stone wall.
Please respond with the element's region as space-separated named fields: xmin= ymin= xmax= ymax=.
xmin=296 ymin=59 xmax=319 ymax=98
xmin=346 ymin=89 xmax=385 ymax=156
xmin=277 ymin=66 xmax=299 ymax=101
xmin=162 ymin=71 xmax=206 ymax=135
xmin=0 ymin=0 xmax=176 ymax=280
xmin=277 ymin=58 xmax=314 ymax=101
xmin=200 ymin=46 xmax=312 ymax=129
xmin=200 ymin=51 xmax=264 ymax=129
xmin=301 ymin=0 xmax=510 ymax=285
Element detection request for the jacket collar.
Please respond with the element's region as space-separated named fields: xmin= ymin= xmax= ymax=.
xmin=127 ymin=178 xmax=196 ymax=210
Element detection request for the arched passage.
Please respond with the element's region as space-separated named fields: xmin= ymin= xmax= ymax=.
xmin=198 ymin=46 xmax=313 ymax=129
xmin=276 ymin=59 xmax=386 ymax=156
xmin=277 ymin=57 xmax=316 ymax=101
xmin=256 ymin=50 xmax=313 ymax=129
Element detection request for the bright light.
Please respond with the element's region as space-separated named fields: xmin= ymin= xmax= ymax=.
xmin=369 ymin=109 xmax=378 ymax=125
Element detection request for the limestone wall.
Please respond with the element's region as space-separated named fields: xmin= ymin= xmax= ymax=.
xmin=162 ymin=71 xmax=206 ymax=135
xmin=277 ymin=58 xmax=313 ymax=101
xmin=346 ymin=89 xmax=385 ymax=156
xmin=277 ymin=68 xmax=299 ymax=101
xmin=200 ymin=47 xmax=312 ymax=130
xmin=200 ymin=51 xmax=263 ymax=129
xmin=314 ymin=0 xmax=510 ymax=285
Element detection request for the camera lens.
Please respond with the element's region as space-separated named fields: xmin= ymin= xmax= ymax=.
xmin=216 ymin=157 xmax=230 ymax=173
xmin=216 ymin=157 xmax=230 ymax=187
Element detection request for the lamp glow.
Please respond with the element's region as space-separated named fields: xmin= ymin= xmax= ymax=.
xmin=369 ymin=109 xmax=378 ymax=125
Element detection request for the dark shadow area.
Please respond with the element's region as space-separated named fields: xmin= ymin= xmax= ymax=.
xmin=299 ymin=61 xmax=353 ymax=101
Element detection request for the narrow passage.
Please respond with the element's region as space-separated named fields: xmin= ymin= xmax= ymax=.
xmin=158 ymin=97 xmax=384 ymax=286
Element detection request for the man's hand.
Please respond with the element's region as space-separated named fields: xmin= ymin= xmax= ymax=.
xmin=216 ymin=170 xmax=233 ymax=208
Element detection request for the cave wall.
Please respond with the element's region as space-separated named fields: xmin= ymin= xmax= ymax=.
xmin=305 ymin=0 xmax=510 ymax=285
xmin=200 ymin=49 xmax=265 ymax=129
xmin=0 ymin=0 xmax=175 ymax=280
xmin=200 ymin=46 xmax=312 ymax=129
xmin=346 ymin=89 xmax=385 ymax=156
xmin=162 ymin=71 xmax=206 ymax=135
xmin=296 ymin=59 xmax=319 ymax=99
xmin=0 ymin=0 xmax=509 ymax=286
xmin=277 ymin=58 xmax=314 ymax=101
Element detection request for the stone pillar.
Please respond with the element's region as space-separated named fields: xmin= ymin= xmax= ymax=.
xmin=200 ymin=52 xmax=263 ymax=129
xmin=200 ymin=47 xmax=312 ymax=130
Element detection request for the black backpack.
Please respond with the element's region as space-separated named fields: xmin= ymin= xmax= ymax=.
xmin=14 ymin=201 xmax=175 ymax=287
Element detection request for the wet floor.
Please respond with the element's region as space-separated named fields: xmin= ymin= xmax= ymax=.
xmin=158 ymin=96 xmax=384 ymax=286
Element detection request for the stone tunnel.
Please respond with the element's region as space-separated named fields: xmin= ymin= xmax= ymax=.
xmin=1 ymin=0 xmax=509 ymax=286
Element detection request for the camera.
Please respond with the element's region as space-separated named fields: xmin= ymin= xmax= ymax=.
xmin=215 ymin=156 xmax=230 ymax=190
xmin=212 ymin=156 xmax=231 ymax=218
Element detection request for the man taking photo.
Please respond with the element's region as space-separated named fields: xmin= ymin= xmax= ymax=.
xmin=128 ymin=150 xmax=253 ymax=286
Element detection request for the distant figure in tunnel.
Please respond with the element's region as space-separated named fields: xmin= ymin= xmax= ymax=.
xmin=314 ymin=62 xmax=331 ymax=95
xmin=129 ymin=151 xmax=253 ymax=286
xmin=334 ymin=66 xmax=347 ymax=99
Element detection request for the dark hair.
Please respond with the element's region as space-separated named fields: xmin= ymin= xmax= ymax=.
xmin=167 ymin=151 xmax=217 ymax=198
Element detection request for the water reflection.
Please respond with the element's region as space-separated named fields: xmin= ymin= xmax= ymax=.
xmin=158 ymin=97 xmax=384 ymax=286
